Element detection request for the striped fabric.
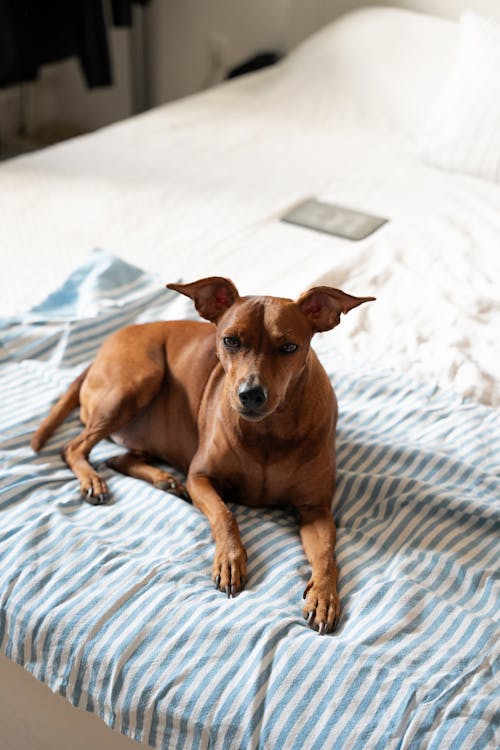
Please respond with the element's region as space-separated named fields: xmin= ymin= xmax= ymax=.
xmin=0 ymin=250 xmax=499 ymax=749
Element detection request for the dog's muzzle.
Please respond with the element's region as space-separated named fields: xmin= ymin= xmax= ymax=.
xmin=237 ymin=382 xmax=268 ymax=418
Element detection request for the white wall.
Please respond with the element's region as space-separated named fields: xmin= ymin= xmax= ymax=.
xmin=145 ymin=0 xmax=290 ymax=105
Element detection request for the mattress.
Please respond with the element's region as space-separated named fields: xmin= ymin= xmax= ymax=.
xmin=0 ymin=6 xmax=499 ymax=750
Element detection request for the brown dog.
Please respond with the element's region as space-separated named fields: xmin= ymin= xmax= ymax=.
xmin=31 ymin=277 xmax=374 ymax=634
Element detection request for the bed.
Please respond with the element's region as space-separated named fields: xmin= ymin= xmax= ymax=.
xmin=1 ymin=6 xmax=499 ymax=750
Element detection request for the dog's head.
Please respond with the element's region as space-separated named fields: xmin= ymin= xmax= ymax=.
xmin=167 ymin=277 xmax=374 ymax=421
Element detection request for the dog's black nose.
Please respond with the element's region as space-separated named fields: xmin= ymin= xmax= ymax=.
xmin=238 ymin=384 xmax=268 ymax=411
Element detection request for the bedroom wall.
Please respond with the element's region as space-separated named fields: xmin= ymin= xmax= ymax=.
xmin=145 ymin=0 xmax=290 ymax=104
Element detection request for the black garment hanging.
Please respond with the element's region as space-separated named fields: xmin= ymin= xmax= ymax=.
xmin=0 ymin=0 xmax=148 ymax=90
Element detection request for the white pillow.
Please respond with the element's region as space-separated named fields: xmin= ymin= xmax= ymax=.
xmin=418 ymin=11 xmax=500 ymax=182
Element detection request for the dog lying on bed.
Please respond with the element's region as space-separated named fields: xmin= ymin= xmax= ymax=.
xmin=31 ymin=277 xmax=374 ymax=634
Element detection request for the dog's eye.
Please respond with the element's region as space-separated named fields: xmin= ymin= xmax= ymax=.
xmin=280 ymin=342 xmax=298 ymax=354
xmin=223 ymin=336 xmax=241 ymax=350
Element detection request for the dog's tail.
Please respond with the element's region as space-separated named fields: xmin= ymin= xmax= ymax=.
xmin=30 ymin=366 xmax=90 ymax=452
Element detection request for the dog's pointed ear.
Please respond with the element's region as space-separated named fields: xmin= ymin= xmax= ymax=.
xmin=167 ymin=277 xmax=240 ymax=323
xmin=297 ymin=286 xmax=375 ymax=332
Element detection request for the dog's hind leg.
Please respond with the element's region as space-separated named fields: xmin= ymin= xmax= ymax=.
xmin=107 ymin=452 xmax=190 ymax=501
xmin=63 ymin=366 xmax=165 ymax=505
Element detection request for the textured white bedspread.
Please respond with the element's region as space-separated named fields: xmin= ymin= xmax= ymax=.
xmin=1 ymin=8 xmax=499 ymax=405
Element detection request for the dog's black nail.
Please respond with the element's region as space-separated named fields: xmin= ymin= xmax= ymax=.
xmin=318 ymin=622 xmax=328 ymax=636
xmin=230 ymin=584 xmax=236 ymax=597
xmin=86 ymin=487 xmax=93 ymax=497
xmin=214 ymin=575 xmax=221 ymax=590
xmin=225 ymin=585 xmax=231 ymax=598
xmin=307 ymin=611 xmax=315 ymax=626
xmin=98 ymin=493 xmax=106 ymax=504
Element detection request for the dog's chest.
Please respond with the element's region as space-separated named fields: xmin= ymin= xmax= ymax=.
xmin=218 ymin=448 xmax=307 ymax=508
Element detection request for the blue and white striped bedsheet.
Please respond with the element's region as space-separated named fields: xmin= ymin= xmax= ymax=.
xmin=0 ymin=250 xmax=498 ymax=749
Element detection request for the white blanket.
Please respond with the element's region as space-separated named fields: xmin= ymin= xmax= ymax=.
xmin=1 ymin=7 xmax=499 ymax=405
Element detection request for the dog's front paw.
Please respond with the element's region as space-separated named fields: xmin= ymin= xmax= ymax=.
xmin=303 ymin=576 xmax=340 ymax=635
xmin=213 ymin=543 xmax=247 ymax=598
xmin=80 ymin=472 xmax=109 ymax=505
